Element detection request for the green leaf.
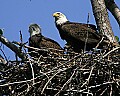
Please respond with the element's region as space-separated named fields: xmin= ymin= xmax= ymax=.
xmin=115 ymin=36 xmax=119 ymax=42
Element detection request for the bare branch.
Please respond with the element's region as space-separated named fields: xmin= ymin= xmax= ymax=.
xmin=0 ymin=35 xmax=28 ymax=61
xmin=105 ymin=0 xmax=120 ymax=27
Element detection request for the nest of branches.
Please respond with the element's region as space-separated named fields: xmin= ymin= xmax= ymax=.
xmin=0 ymin=46 xmax=120 ymax=96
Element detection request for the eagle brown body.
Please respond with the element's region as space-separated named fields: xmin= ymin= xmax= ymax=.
xmin=53 ymin=12 xmax=105 ymax=52
xmin=28 ymin=24 xmax=62 ymax=57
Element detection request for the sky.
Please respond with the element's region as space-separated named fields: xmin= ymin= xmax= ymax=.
xmin=0 ymin=0 xmax=120 ymax=60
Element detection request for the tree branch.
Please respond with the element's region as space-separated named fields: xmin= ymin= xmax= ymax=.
xmin=0 ymin=35 xmax=28 ymax=61
xmin=105 ymin=0 xmax=120 ymax=27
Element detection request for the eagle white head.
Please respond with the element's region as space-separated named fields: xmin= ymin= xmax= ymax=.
xmin=29 ymin=23 xmax=41 ymax=37
xmin=53 ymin=12 xmax=68 ymax=25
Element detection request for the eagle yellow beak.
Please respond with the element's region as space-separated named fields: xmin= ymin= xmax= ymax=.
xmin=53 ymin=13 xmax=59 ymax=17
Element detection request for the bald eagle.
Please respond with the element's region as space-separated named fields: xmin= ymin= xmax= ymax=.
xmin=53 ymin=12 xmax=105 ymax=52
xmin=28 ymin=23 xmax=62 ymax=57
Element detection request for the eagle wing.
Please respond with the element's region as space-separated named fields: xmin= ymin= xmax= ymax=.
xmin=28 ymin=34 xmax=62 ymax=57
xmin=29 ymin=34 xmax=62 ymax=50
xmin=41 ymin=37 xmax=62 ymax=50
xmin=29 ymin=34 xmax=41 ymax=48
xmin=61 ymin=22 xmax=101 ymax=44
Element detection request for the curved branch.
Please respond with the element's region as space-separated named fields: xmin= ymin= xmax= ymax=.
xmin=105 ymin=0 xmax=120 ymax=27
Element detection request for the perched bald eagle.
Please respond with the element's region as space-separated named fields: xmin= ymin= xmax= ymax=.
xmin=53 ymin=12 xmax=105 ymax=52
xmin=28 ymin=23 xmax=62 ymax=57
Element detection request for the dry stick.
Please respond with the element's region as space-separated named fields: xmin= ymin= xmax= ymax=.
xmin=110 ymin=84 xmax=113 ymax=96
xmin=0 ymin=47 xmax=8 ymax=62
xmin=87 ymin=89 xmax=91 ymax=96
xmin=37 ymin=54 xmax=45 ymax=64
xmin=17 ymin=84 xmax=28 ymax=96
xmin=19 ymin=30 xmax=28 ymax=54
xmin=19 ymin=30 xmax=23 ymax=52
xmin=81 ymin=66 xmax=94 ymax=88
xmin=26 ymin=83 xmax=30 ymax=93
xmin=84 ymin=82 xmax=113 ymax=94
xmin=65 ymin=89 xmax=93 ymax=95
xmin=41 ymin=68 xmax=65 ymax=94
xmin=33 ymin=71 xmax=49 ymax=86
xmin=55 ymin=68 xmax=77 ymax=96
xmin=28 ymin=59 xmax=35 ymax=85
xmin=103 ymin=47 xmax=120 ymax=58
xmin=0 ymin=72 xmax=49 ymax=88
xmin=64 ymin=82 xmax=114 ymax=95
xmin=94 ymin=36 xmax=104 ymax=49
xmin=84 ymin=13 xmax=90 ymax=52
xmin=59 ymin=82 xmax=113 ymax=93
xmin=19 ymin=30 xmax=23 ymax=43
xmin=100 ymin=87 xmax=108 ymax=96
xmin=0 ymin=75 xmax=41 ymax=87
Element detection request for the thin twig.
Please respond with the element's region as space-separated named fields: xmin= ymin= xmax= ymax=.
xmin=29 ymin=59 xmax=35 ymax=85
xmin=84 ymin=13 xmax=90 ymax=52
xmin=0 ymin=75 xmax=41 ymax=87
xmin=41 ymin=68 xmax=67 ymax=94
xmin=55 ymin=68 xmax=77 ymax=96
xmin=103 ymin=47 xmax=120 ymax=58
xmin=0 ymin=47 xmax=8 ymax=62
xmin=94 ymin=36 xmax=104 ymax=49
xmin=81 ymin=66 xmax=94 ymax=88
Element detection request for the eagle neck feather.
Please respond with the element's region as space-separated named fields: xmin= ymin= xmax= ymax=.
xmin=56 ymin=17 xmax=68 ymax=25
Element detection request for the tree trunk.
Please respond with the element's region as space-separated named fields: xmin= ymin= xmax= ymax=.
xmin=90 ymin=0 xmax=117 ymax=44
xmin=105 ymin=0 xmax=120 ymax=27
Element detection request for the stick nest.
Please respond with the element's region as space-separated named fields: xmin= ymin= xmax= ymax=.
xmin=0 ymin=48 xmax=120 ymax=96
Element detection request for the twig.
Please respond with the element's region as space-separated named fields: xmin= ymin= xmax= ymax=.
xmin=103 ymin=47 xmax=120 ymax=58
xmin=81 ymin=66 xmax=94 ymax=88
xmin=0 ymin=47 xmax=8 ymax=62
xmin=0 ymin=75 xmax=41 ymax=87
xmin=55 ymin=68 xmax=77 ymax=96
xmin=110 ymin=84 xmax=113 ymax=96
xmin=19 ymin=30 xmax=23 ymax=44
xmin=94 ymin=36 xmax=104 ymax=49
xmin=41 ymin=68 xmax=68 ymax=94
xmin=100 ymin=87 xmax=108 ymax=96
xmin=59 ymin=89 xmax=94 ymax=96
xmin=33 ymin=71 xmax=49 ymax=86
xmin=29 ymin=59 xmax=35 ymax=85
xmin=84 ymin=13 xmax=90 ymax=52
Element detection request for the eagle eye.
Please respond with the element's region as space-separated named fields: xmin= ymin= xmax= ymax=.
xmin=57 ymin=13 xmax=61 ymax=15
xmin=32 ymin=27 xmax=36 ymax=31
